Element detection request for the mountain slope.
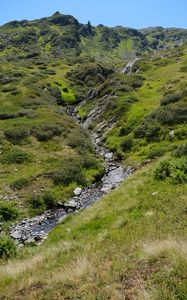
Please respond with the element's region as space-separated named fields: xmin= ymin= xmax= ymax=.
xmin=0 ymin=12 xmax=187 ymax=300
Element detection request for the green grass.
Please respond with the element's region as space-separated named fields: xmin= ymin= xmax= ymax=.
xmin=0 ymin=59 xmax=103 ymax=219
xmin=0 ymin=161 xmax=186 ymax=299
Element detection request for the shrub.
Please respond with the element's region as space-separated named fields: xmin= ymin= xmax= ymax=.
xmin=151 ymin=106 xmax=187 ymax=126
xmin=42 ymin=191 xmax=57 ymax=209
xmin=29 ymin=194 xmax=44 ymax=209
xmin=66 ymin=63 xmax=113 ymax=90
xmin=171 ymin=169 xmax=187 ymax=184
xmin=32 ymin=124 xmax=62 ymax=142
xmin=154 ymin=157 xmax=187 ymax=183
xmin=121 ymin=138 xmax=133 ymax=152
xmin=53 ymin=159 xmax=86 ymax=186
xmin=147 ymin=148 xmax=165 ymax=159
xmin=0 ymin=234 xmax=17 ymax=259
xmin=134 ymin=121 xmax=161 ymax=142
xmin=172 ymin=144 xmax=187 ymax=158
xmin=80 ymin=155 xmax=99 ymax=169
xmin=154 ymin=160 xmax=172 ymax=180
xmin=118 ymin=127 xmax=131 ymax=137
xmin=160 ymin=93 xmax=182 ymax=106
xmin=1 ymin=149 xmax=32 ymax=164
xmin=67 ymin=131 xmax=93 ymax=152
xmin=180 ymin=66 xmax=187 ymax=72
xmin=0 ymin=202 xmax=19 ymax=222
xmin=4 ymin=127 xmax=29 ymax=144
xmin=62 ymin=87 xmax=69 ymax=93
xmin=10 ymin=178 xmax=30 ymax=190
xmin=175 ymin=129 xmax=187 ymax=140
xmin=131 ymin=79 xmax=143 ymax=88
xmin=145 ymin=123 xmax=161 ymax=142
xmin=49 ymin=87 xmax=65 ymax=105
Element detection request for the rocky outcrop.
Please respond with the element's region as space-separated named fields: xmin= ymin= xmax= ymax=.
xmin=121 ymin=58 xmax=140 ymax=74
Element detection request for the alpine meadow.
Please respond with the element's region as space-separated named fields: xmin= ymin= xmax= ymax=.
xmin=0 ymin=10 xmax=187 ymax=300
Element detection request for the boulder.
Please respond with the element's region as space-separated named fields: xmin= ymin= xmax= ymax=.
xmin=74 ymin=187 xmax=82 ymax=196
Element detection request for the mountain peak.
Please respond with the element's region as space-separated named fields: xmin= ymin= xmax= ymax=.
xmin=52 ymin=11 xmax=62 ymax=17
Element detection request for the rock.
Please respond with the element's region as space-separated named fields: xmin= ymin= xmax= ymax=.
xmin=87 ymin=89 xmax=98 ymax=100
xmin=57 ymin=201 xmax=63 ymax=207
xmin=74 ymin=187 xmax=82 ymax=196
xmin=11 ymin=231 xmax=21 ymax=239
xmin=25 ymin=237 xmax=35 ymax=244
xmin=34 ymin=235 xmax=42 ymax=242
xmin=104 ymin=152 xmax=113 ymax=160
xmin=62 ymin=200 xmax=78 ymax=211
xmin=67 ymin=200 xmax=78 ymax=209
xmin=121 ymin=58 xmax=140 ymax=74
xmin=169 ymin=130 xmax=175 ymax=139
xmin=152 ymin=192 xmax=158 ymax=196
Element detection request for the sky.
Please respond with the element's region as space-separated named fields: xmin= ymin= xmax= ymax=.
xmin=0 ymin=0 xmax=187 ymax=29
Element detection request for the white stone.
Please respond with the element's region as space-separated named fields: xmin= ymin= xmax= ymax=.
xmin=73 ymin=187 xmax=82 ymax=196
xmin=104 ymin=152 xmax=113 ymax=160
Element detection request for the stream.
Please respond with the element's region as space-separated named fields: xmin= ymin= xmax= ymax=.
xmin=10 ymin=100 xmax=132 ymax=246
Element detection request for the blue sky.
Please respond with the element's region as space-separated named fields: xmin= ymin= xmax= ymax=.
xmin=0 ymin=0 xmax=187 ymax=28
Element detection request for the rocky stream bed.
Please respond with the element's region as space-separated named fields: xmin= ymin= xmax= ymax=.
xmin=10 ymin=105 xmax=132 ymax=246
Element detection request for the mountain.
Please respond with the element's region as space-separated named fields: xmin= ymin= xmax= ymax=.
xmin=1 ymin=12 xmax=187 ymax=63
xmin=0 ymin=12 xmax=186 ymax=300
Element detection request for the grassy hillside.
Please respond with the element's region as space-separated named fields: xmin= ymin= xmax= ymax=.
xmin=0 ymin=160 xmax=186 ymax=299
xmin=76 ymin=44 xmax=187 ymax=166
xmin=0 ymin=12 xmax=187 ymax=300
xmin=0 ymin=57 xmax=104 ymax=224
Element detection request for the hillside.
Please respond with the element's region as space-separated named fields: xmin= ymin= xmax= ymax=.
xmin=0 ymin=12 xmax=187 ymax=300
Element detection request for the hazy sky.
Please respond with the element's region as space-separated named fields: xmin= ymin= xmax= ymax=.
xmin=0 ymin=0 xmax=187 ymax=28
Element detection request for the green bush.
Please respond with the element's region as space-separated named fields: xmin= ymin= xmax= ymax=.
xmin=171 ymin=169 xmax=187 ymax=184
xmin=175 ymin=128 xmax=187 ymax=140
xmin=10 ymin=178 xmax=30 ymax=190
xmin=172 ymin=144 xmax=187 ymax=158
xmin=32 ymin=124 xmax=62 ymax=142
xmin=154 ymin=160 xmax=172 ymax=180
xmin=49 ymin=87 xmax=65 ymax=105
xmin=151 ymin=106 xmax=187 ymax=126
xmin=0 ymin=234 xmax=17 ymax=259
xmin=134 ymin=121 xmax=161 ymax=142
xmin=42 ymin=191 xmax=57 ymax=209
xmin=160 ymin=93 xmax=182 ymax=106
xmin=0 ymin=202 xmax=19 ymax=222
xmin=121 ymin=138 xmax=133 ymax=152
xmin=29 ymin=194 xmax=44 ymax=209
xmin=154 ymin=157 xmax=187 ymax=184
xmin=147 ymin=148 xmax=165 ymax=159
xmin=67 ymin=131 xmax=93 ymax=152
xmin=53 ymin=158 xmax=86 ymax=186
xmin=80 ymin=155 xmax=99 ymax=169
xmin=118 ymin=126 xmax=131 ymax=137
xmin=1 ymin=149 xmax=32 ymax=164
xmin=4 ymin=127 xmax=29 ymax=145
xmin=66 ymin=63 xmax=113 ymax=90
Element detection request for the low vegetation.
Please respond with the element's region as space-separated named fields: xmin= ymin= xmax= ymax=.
xmin=0 ymin=11 xmax=186 ymax=300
